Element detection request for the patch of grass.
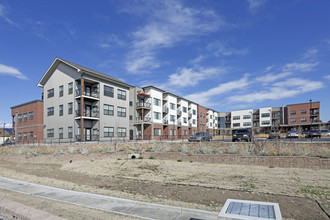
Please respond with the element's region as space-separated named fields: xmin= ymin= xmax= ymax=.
xmin=117 ymin=158 xmax=121 ymax=160
xmin=299 ymin=186 xmax=329 ymax=196
xmin=149 ymin=156 xmax=155 ymax=159
xmin=269 ymin=165 xmax=275 ymax=168
xmin=240 ymin=182 xmax=256 ymax=191
xmin=177 ymin=159 xmax=182 ymax=162
xmin=138 ymin=156 xmax=144 ymax=159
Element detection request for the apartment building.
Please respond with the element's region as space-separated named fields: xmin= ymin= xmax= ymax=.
xmin=197 ymin=106 xmax=207 ymax=132
xmin=284 ymin=101 xmax=321 ymax=132
xmin=206 ymin=109 xmax=218 ymax=136
xmin=11 ymin=100 xmax=43 ymax=143
xmin=37 ymin=58 xmax=131 ymax=142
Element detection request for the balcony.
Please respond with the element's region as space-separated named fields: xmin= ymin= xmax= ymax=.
xmin=75 ymin=89 xmax=99 ymax=100
xmin=75 ymin=110 xmax=99 ymax=119
xmin=188 ymin=112 xmax=192 ymax=118
xmin=135 ymin=116 xmax=151 ymax=123
xmin=163 ymin=106 xmax=169 ymax=114
xmin=163 ymin=119 xmax=169 ymax=125
xmin=136 ymin=102 xmax=151 ymax=109
xmin=177 ymin=121 xmax=182 ymax=127
xmin=177 ymin=110 xmax=182 ymax=116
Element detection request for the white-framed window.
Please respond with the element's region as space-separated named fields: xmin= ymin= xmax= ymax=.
xmin=104 ymin=104 xmax=114 ymax=115
xmin=233 ymin=116 xmax=240 ymax=120
xmin=117 ymin=89 xmax=126 ymax=100
xmin=59 ymin=105 xmax=63 ymax=116
xmin=243 ymin=122 xmax=251 ymax=126
xmin=118 ymin=127 xmax=126 ymax=137
xmin=68 ymin=127 xmax=73 ymax=138
xmin=47 ymin=129 xmax=54 ymax=137
xmin=243 ymin=115 xmax=251 ymax=119
xmin=170 ymin=115 xmax=175 ymax=122
xmin=68 ymin=82 xmax=73 ymax=94
xmin=47 ymin=88 xmax=54 ymax=98
xmin=117 ymin=107 xmax=126 ymax=117
xmin=59 ymin=128 xmax=63 ymax=139
xmin=47 ymin=107 xmax=54 ymax=116
xmin=104 ymin=127 xmax=114 ymax=137
xmin=154 ymin=128 xmax=162 ymax=136
xmin=153 ymin=98 xmax=161 ymax=106
xmin=170 ymin=103 xmax=175 ymax=110
xmin=233 ymin=123 xmax=240 ymax=127
xmin=154 ymin=111 xmax=161 ymax=120
xmin=59 ymin=85 xmax=64 ymax=97
xmin=182 ymin=107 xmax=187 ymax=113
xmin=104 ymin=85 xmax=114 ymax=97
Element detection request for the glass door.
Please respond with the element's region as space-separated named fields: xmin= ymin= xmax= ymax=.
xmin=85 ymin=105 xmax=91 ymax=117
xmin=85 ymin=129 xmax=91 ymax=141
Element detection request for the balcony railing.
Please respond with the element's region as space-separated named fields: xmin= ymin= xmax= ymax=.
xmin=188 ymin=112 xmax=192 ymax=118
xmin=75 ymin=89 xmax=99 ymax=98
xmin=136 ymin=102 xmax=151 ymax=109
xmin=163 ymin=106 xmax=169 ymax=113
xmin=177 ymin=110 xmax=182 ymax=116
xmin=75 ymin=135 xmax=99 ymax=142
xmin=75 ymin=110 xmax=99 ymax=118
xmin=136 ymin=116 xmax=151 ymax=123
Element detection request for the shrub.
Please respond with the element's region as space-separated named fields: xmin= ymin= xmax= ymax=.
xmin=80 ymin=147 xmax=89 ymax=155
xmin=180 ymin=145 xmax=191 ymax=155
xmin=228 ymin=144 xmax=238 ymax=154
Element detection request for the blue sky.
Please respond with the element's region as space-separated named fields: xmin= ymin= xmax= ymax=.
xmin=1 ymin=0 xmax=330 ymax=128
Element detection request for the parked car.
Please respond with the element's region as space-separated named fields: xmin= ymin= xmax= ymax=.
xmin=232 ymin=129 xmax=252 ymax=142
xmin=306 ymin=130 xmax=321 ymax=138
xmin=321 ymin=129 xmax=330 ymax=137
xmin=286 ymin=130 xmax=299 ymax=138
xmin=188 ymin=132 xmax=212 ymax=142
xmin=1 ymin=142 xmax=13 ymax=146
xmin=269 ymin=130 xmax=280 ymax=139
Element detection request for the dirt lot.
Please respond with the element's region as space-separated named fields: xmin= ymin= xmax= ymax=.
xmin=0 ymin=144 xmax=329 ymax=220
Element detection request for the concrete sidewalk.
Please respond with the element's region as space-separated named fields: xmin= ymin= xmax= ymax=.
xmin=0 ymin=176 xmax=219 ymax=220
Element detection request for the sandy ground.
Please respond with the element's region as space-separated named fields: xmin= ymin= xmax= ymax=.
xmin=0 ymin=152 xmax=329 ymax=220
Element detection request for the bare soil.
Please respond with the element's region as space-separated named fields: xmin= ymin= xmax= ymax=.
xmin=0 ymin=152 xmax=329 ymax=220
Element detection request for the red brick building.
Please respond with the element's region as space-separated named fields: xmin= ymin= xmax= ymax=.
xmin=11 ymin=100 xmax=43 ymax=144
xmin=285 ymin=101 xmax=321 ymax=131
xmin=197 ymin=106 xmax=207 ymax=132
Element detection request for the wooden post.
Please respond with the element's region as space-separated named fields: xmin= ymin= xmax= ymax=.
xmin=81 ymin=78 xmax=85 ymax=142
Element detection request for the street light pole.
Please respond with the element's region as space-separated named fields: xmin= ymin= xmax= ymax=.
xmin=310 ymin=99 xmax=312 ymax=142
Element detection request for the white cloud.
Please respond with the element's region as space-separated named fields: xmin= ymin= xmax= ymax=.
xmin=0 ymin=64 xmax=27 ymax=80
xmin=0 ymin=4 xmax=15 ymax=25
xmin=99 ymin=34 xmax=125 ymax=49
xmin=125 ymin=0 xmax=224 ymax=73
xmin=324 ymin=75 xmax=330 ymax=80
xmin=228 ymin=78 xmax=323 ymax=103
xmin=303 ymin=48 xmax=318 ymax=60
xmin=185 ymin=74 xmax=250 ymax=106
xmin=256 ymin=71 xmax=292 ymax=85
xmin=247 ymin=0 xmax=267 ymax=14
xmin=169 ymin=67 xmax=225 ymax=87
xmin=207 ymin=41 xmax=248 ymax=57
xmin=189 ymin=55 xmax=206 ymax=65
xmin=282 ymin=62 xmax=318 ymax=72
xmin=0 ymin=121 xmax=11 ymax=128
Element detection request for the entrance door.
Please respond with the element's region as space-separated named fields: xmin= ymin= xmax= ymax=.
xmin=85 ymin=105 xmax=91 ymax=117
xmin=85 ymin=129 xmax=91 ymax=141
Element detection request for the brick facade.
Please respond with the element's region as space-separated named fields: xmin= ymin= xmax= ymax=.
xmin=286 ymin=101 xmax=320 ymax=125
xmin=197 ymin=106 xmax=207 ymax=132
xmin=11 ymin=100 xmax=43 ymax=143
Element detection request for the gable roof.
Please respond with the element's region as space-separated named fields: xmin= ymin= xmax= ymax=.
xmin=37 ymin=57 xmax=131 ymax=88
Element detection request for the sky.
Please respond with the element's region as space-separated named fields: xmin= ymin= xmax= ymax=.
xmin=0 ymin=0 xmax=330 ymax=128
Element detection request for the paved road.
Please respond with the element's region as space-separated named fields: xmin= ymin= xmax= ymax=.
xmin=213 ymin=137 xmax=330 ymax=143
xmin=0 ymin=176 xmax=219 ymax=220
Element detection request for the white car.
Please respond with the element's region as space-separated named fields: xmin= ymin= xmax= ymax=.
xmin=321 ymin=129 xmax=330 ymax=136
xmin=286 ymin=130 xmax=299 ymax=138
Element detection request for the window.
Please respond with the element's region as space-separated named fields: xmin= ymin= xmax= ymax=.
xmin=210 ymin=115 xmax=213 ymax=119
xmin=153 ymin=98 xmax=161 ymax=106
xmin=23 ymin=113 xmax=28 ymax=122
xmin=261 ymin=120 xmax=270 ymax=125
xmin=47 ymin=107 xmax=54 ymax=116
xmin=290 ymin=111 xmax=296 ymax=115
xmin=154 ymin=128 xmax=162 ymax=136
xmin=47 ymin=129 xmax=54 ymax=138
xmin=68 ymin=127 xmax=73 ymax=138
xmin=243 ymin=122 xmax=251 ymax=126
xmin=170 ymin=103 xmax=175 ymax=110
xmin=170 ymin=115 xmax=175 ymax=122
xmin=233 ymin=116 xmax=240 ymax=120
xmin=104 ymin=127 xmax=114 ymax=137
xmin=129 ymin=115 xmax=133 ymax=120
xmin=104 ymin=85 xmax=114 ymax=97
xmin=118 ymin=127 xmax=126 ymax=137
xmin=154 ymin=111 xmax=161 ymax=120
xmin=193 ymin=119 xmax=196 ymax=125
xmin=183 ymin=117 xmax=187 ymax=123
xmin=290 ymin=118 xmax=296 ymax=123
xmin=29 ymin=112 xmax=34 ymax=120
xmin=182 ymin=107 xmax=187 ymax=113
xmin=129 ymin=101 xmax=133 ymax=106
xmin=117 ymin=89 xmax=126 ymax=100
xmin=193 ymin=109 xmax=196 ymax=115
xmin=203 ymin=114 xmax=205 ymax=118
xmin=301 ymin=118 xmax=307 ymax=122
xmin=104 ymin=104 xmax=114 ymax=115
xmin=59 ymin=85 xmax=64 ymax=97
xmin=261 ymin=113 xmax=270 ymax=117
xmin=183 ymin=130 xmax=187 ymax=136
xmin=68 ymin=103 xmax=73 ymax=114
xmin=170 ymin=129 xmax=176 ymax=136
xmin=233 ymin=123 xmax=240 ymax=127
xmin=29 ymin=131 xmax=34 ymax=138
xmin=210 ymin=122 xmax=213 ymax=127
xmin=59 ymin=128 xmax=63 ymax=139
xmin=243 ymin=115 xmax=251 ymax=119
xmin=68 ymin=82 xmax=73 ymax=94
xmin=18 ymin=133 xmax=22 ymax=140
xmin=200 ymin=113 xmax=202 ymax=117
xmin=18 ymin=114 xmax=22 ymax=122
xmin=301 ymin=109 xmax=306 ymax=114
xmin=93 ymin=129 xmax=98 ymax=136
xmin=23 ymin=132 xmax=27 ymax=140
xmin=117 ymin=107 xmax=126 ymax=117
xmin=47 ymin=88 xmax=54 ymax=98
xmin=59 ymin=105 xmax=63 ymax=116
